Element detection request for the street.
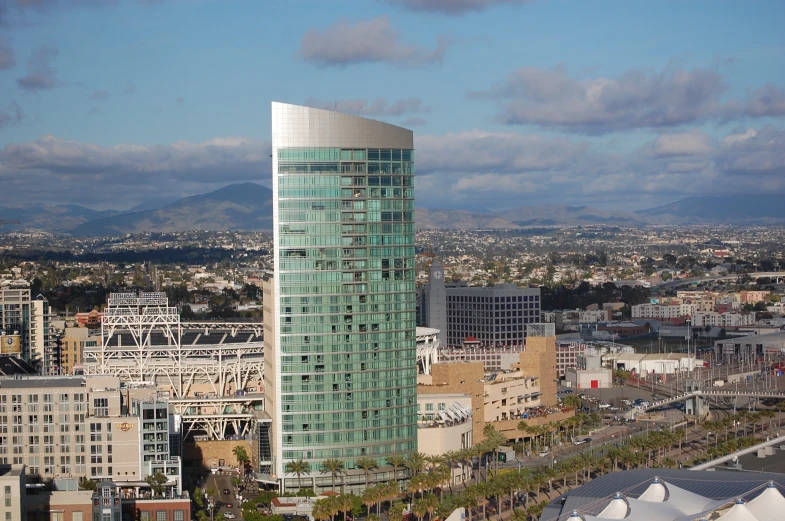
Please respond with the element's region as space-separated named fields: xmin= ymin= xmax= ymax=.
xmin=205 ymin=471 xmax=242 ymax=521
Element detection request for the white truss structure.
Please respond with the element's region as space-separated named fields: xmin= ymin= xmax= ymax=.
xmin=416 ymin=326 xmax=440 ymax=375
xmin=82 ymin=292 xmax=265 ymax=440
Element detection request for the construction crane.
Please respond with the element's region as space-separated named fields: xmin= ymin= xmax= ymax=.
xmin=0 ymin=220 xmax=20 ymax=228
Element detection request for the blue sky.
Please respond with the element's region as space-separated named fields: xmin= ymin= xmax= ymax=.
xmin=0 ymin=0 xmax=784 ymax=211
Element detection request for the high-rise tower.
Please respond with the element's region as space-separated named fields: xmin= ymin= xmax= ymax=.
xmin=265 ymin=102 xmax=417 ymax=492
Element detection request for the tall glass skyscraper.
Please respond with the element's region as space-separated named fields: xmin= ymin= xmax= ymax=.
xmin=264 ymin=102 xmax=418 ymax=491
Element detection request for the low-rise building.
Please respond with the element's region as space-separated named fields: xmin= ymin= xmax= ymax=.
xmin=437 ymin=346 xmax=526 ymax=373
xmin=26 ymin=483 xmax=190 ymax=521
xmin=691 ymin=311 xmax=755 ymax=328
xmin=417 ymin=331 xmax=558 ymax=444
xmin=632 ymin=303 xmax=696 ymax=320
xmin=59 ymin=327 xmax=100 ymax=375
xmin=0 ymin=465 xmax=25 ymax=521
xmin=565 ymin=367 xmax=612 ymax=389
xmin=607 ymin=353 xmax=697 ymax=375
xmin=417 ymin=393 xmax=473 ymax=456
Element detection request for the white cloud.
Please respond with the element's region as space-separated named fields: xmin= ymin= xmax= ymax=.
xmin=0 ymin=135 xmax=271 ymax=208
xmin=475 ymin=65 xmax=785 ymax=133
xmin=653 ymin=131 xmax=713 ymax=157
xmin=303 ymin=96 xmax=430 ymax=117
xmin=300 ymin=17 xmax=447 ymax=67
xmin=390 ymin=0 xmax=535 ymax=14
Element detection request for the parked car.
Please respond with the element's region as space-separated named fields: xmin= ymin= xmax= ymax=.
xmin=538 ymin=450 xmax=549 ymax=457
xmin=598 ymin=403 xmax=611 ymax=409
xmin=573 ymin=439 xmax=587 ymax=445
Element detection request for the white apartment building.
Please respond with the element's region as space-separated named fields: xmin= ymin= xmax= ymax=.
xmin=416 ymin=394 xmax=473 ymax=457
xmin=579 ymin=310 xmax=608 ymax=324
xmin=691 ymin=311 xmax=756 ymax=328
xmin=632 ymin=303 xmax=696 ymax=319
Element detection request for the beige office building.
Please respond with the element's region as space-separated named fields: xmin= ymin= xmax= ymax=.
xmin=0 ymin=376 xmax=181 ymax=493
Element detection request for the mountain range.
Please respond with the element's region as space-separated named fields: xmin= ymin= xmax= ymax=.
xmin=2 ymin=184 xmax=785 ymax=235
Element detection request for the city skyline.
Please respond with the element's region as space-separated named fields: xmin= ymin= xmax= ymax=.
xmin=0 ymin=0 xmax=783 ymax=211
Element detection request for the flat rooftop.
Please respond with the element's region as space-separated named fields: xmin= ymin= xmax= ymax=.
xmin=716 ymin=330 xmax=785 ymax=345
xmin=0 ymin=376 xmax=85 ymax=389
xmin=0 ymin=465 xmax=23 ymax=478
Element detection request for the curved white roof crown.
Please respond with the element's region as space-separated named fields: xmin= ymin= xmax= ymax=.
xmin=271 ymin=101 xmax=413 ymax=150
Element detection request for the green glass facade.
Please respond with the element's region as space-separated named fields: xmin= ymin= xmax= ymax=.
xmin=276 ymin=146 xmax=418 ymax=467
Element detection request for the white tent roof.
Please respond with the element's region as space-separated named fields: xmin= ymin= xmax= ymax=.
xmin=581 ymin=477 xmax=780 ymax=521
xmin=638 ymin=477 xmax=667 ymax=502
xmin=716 ymin=500 xmax=761 ymax=521
xmin=746 ymin=482 xmax=785 ymax=521
xmin=624 ymin=498 xmax=686 ymax=521
xmin=664 ymin=482 xmax=716 ymax=514
xmin=597 ymin=493 xmax=629 ymax=519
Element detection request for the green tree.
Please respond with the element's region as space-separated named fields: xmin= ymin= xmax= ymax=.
xmin=285 ymin=459 xmax=311 ymax=491
xmin=385 ymin=454 xmax=406 ymax=482
xmin=78 ymin=477 xmax=97 ymax=491
xmin=405 ymin=452 xmax=427 ymax=477
xmin=320 ymin=458 xmax=346 ymax=492
xmin=355 ymin=457 xmax=379 ymax=488
xmin=233 ymin=445 xmax=251 ymax=475
xmin=145 ymin=471 xmax=168 ymax=497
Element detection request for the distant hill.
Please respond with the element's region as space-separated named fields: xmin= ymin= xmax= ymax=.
xmin=127 ymin=197 xmax=181 ymax=212
xmin=0 ymin=204 xmax=119 ymax=231
xmin=492 ymin=204 xmax=647 ymax=227
xmin=69 ymin=183 xmax=274 ymax=236
xmin=6 ymin=188 xmax=785 ymax=235
xmin=635 ymin=195 xmax=785 ymax=225
xmin=415 ymin=208 xmax=520 ymax=230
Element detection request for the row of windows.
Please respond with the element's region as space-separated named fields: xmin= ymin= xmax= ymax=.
xmin=2 ymin=393 xmax=85 ymax=403
xmin=280 ymin=286 xmax=415 ymax=304
xmin=447 ymin=295 xmax=540 ymax=302
xmin=281 ymin=438 xmax=417 ymax=462
xmin=277 ymin=148 xmax=413 ymax=162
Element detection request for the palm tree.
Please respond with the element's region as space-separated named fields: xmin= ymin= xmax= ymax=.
xmin=321 ymin=458 xmax=346 ymax=492
xmin=483 ymin=426 xmax=508 ymax=479
xmin=442 ymin=450 xmax=460 ymax=494
xmin=362 ymin=485 xmax=378 ymax=516
xmin=312 ymin=499 xmax=332 ymax=521
xmin=388 ymin=503 xmax=405 ymax=521
xmin=526 ymin=500 xmax=547 ymax=521
xmin=457 ymin=448 xmax=474 ymax=483
xmin=337 ymin=494 xmax=355 ymax=521
xmin=517 ymin=421 xmax=533 ymax=455
xmin=355 ymin=457 xmax=379 ymax=488
xmin=386 ymin=454 xmax=406 ymax=482
xmin=407 ymin=473 xmax=427 ymax=501
xmin=458 ymin=487 xmax=481 ymax=521
xmin=380 ymin=481 xmax=399 ymax=514
xmin=425 ymin=454 xmax=444 ymax=472
xmin=285 ymin=459 xmax=311 ymax=491
xmin=760 ymin=409 xmax=776 ymax=432
xmin=232 ymin=445 xmax=250 ymax=474
xmin=422 ymin=492 xmax=439 ymax=521
xmin=405 ymin=452 xmax=427 ymax=477
xmin=412 ymin=497 xmax=428 ymax=521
